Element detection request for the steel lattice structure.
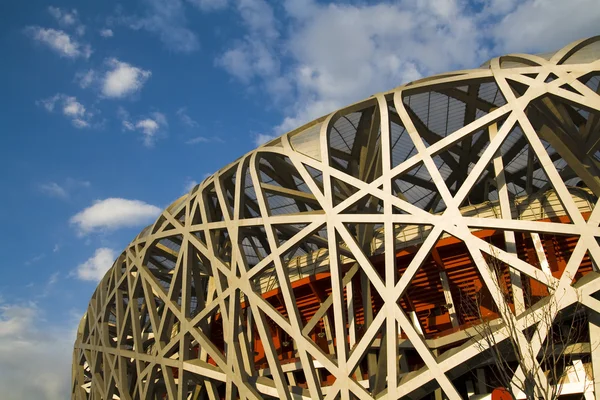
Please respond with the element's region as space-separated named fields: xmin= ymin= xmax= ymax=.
xmin=73 ymin=37 xmax=600 ymax=400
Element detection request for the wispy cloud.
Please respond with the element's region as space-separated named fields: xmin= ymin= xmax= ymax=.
xmin=0 ymin=301 xmax=75 ymax=399
xmin=216 ymin=0 xmax=600 ymax=142
xmin=215 ymin=0 xmax=280 ymax=85
xmin=101 ymin=58 xmax=151 ymax=98
xmin=176 ymin=107 xmax=199 ymax=128
xmin=70 ymin=198 xmax=161 ymax=235
xmin=24 ymin=253 xmax=46 ymax=266
xmin=182 ymin=172 xmax=213 ymax=192
xmin=183 ymin=177 xmax=198 ymax=193
xmin=185 ymin=136 xmax=209 ymax=144
xmin=25 ymin=26 xmax=91 ymax=59
xmin=488 ymin=0 xmax=600 ymax=54
xmin=119 ymin=0 xmax=200 ymax=53
xmin=38 ymin=182 xmax=68 ymax=199
xmin=74 ymin=69 xmax=96 ymax=88
xmin=37 ymin=178 xmax=90 ymax=200
xmin=48 ymin=6 xmax=78 ymax=26
xmin=36 ymin=94 xmax=95 ymax=128
xmin=254 ymin=133 xmax=276 ymax=146
xmin=186 ymin=0 xmax=228 ymax=12
xmin=73 ymin=59 xmax=150 ymax=98
xmin=47 ymin=6 xmax=85 ymax=35
xmin=99 ymin=28 xmax=113 ymax=38
xmin=119 ymin=108 xmax=168 ymax=147
xmin=219 ymin=0 xmax=598 ymax=140
xmin=31 ymin=272 xmax=61 ymax=299
xmin=74 ymin=248 xmax=116 ymax=281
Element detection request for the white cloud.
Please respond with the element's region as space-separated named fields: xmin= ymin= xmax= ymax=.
xmin=187 ymin=0 xmax=228 ymax=11
xmin=70 ymin=198 xmax=161 ymax=235
xmin=217 ymin=38 xmax=279 ymax=83
xmin=183 ymin=177 xmax=198 ymax=193
xmin=75 ymin=69 xmax=96 ymax=88
xmin=278 ymin=1 xmax=480 ymax=130
xmin=150 ymin=111 xmax=168 ymax=127
xmin=237 ymin=0 xmax=279 ymax=40
xmin=48 ymin=6 xmax=77 ymax=26
xmin=67 ymin=177 xmax=91 ymax=188
xmin=47 ymin=6 xmax=86 ymax=36
xmin=218 ymin=0 xmax=600 ymax=142
xmin=117 ymin=105 xmax=130 ymax=121
xmin=24 ymin=253 xmax=46 ymax=266
xmin=255 ymin=133 xmax=276 ymax=146
xmin=136 ymin=113 xmax=166 ymax=147
xmin=490 ymin=0 xmax=600 ymax=54
xmin=217 ymin=46 xmax=254 ymax=82
xmin=47 ymin=272 xmax=59 ymax=287
xmin=26 ymin=27 xmax=91 ymax=59
xmin=123 ymin=0 xmax=200 ymax=53
xmin=176 ymin=107 xmax=199 ymax=128
xmin=0 ymin=301 xmax=75 ymax=399
xmin=63 ymin=97 xmax=85 ymax=118
xmin=37 ymin=94 xmax=60 ymax=111
xmin=99 ymin=28 xmax=114 ymax=38
xmin=37 ymin=178 xmax=91 ymax=200
xmin=102 ymin=58 xmax=151 ymax=98
xmin=136 ymin=118 xmax=160 ymax=144
xmin=136 ymin=118 xmax=159 ymax=133
xmin=135 ymin=118 xmax=158 ymax=135
xmin=118 ymin=107 xmax=136 ymax=132
xmin=34 ymin=272 xmax=61 ymax=299
xmin=71 ymin=119 xmax=89 ymax=128
xmin=185 ymin=136 xmax=210 ymax=144
xmin=224 ymin=0 xmax=592 ymax=139
xmin=74 ymin=248 xmax=117 ymax=281
xmin=37 ymin=94 xmax=94 ymax=128
xmin=38 ymin=182 xmax=68 ymax=199
xmin=118 ymin=109 xmax=167 ymax=147
xmin=0 ymin=304 xmax=38 ymax=337
xmin=123 ymin=120 xmax=135 ymax=131
xmin=216 ymin=0 xmax=280 ymax=84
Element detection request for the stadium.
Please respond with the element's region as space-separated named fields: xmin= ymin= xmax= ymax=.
xmin=72 ymin=37 xmax=600 ymax=399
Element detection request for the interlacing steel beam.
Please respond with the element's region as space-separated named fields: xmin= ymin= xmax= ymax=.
xmin=73 ymin=37 xmax=600 ymax=400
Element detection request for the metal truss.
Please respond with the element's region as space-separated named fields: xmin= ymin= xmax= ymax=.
xmin=73 ymin=37 xmax=600 ymax=400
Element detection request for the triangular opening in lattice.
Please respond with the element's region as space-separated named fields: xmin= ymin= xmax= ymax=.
xmin=391 ymin=160 xmax=445 ymax=214
xmin=219 ymin=165 xmax=237 ymax=219
xmin=330 ymin=175 xmax=361 ymax=207
xmin=328 ymin=103 xmax=382 ymax=184
xmin=339 ymin=191 xmax=384 ymax=214
xmin=389 ymin=104 xmax=416 ymax=169
xmin=399 ymin=80 xmax=506 ymax=149
xmin=303 ymin=163 xmax=325 ymax=197
xmin=454 ymin=120 xmax=574 ymax=224
xmin=204 ymin=181 xmax=226 ymax=223
xmin=397 ymin=230 xmax=478 ymax=337
xmin=545 ymin=73 xmax=560 ymax=83
xmin=258 ymin=153 xmax=322 ymax=215
xmin=239 ymin=163 xmax=262 ymax=219
xmin=208 ymin=228 xmax=232 ymax=267
xmin=525 ymin=94 xmax=600 ymax=217
xmin=505 ymin=78 xmax=529 ymax=98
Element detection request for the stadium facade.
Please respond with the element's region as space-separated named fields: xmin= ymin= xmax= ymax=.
xmin=72 ymin=37 xmax=600 ymax=399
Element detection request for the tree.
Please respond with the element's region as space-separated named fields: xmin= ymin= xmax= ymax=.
xmin=460 ymin=249 xmax=592 ymax=400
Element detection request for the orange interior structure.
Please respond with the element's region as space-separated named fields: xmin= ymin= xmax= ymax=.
xmin=197 ymin=214 xmax=593 ymax=387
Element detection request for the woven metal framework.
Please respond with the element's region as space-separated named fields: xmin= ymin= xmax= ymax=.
xmin=73 ymin=37 xmax=600 ymax=400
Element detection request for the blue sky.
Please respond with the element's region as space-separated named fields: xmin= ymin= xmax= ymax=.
xmin=0 ymin=0 xmax=598 ymax=398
